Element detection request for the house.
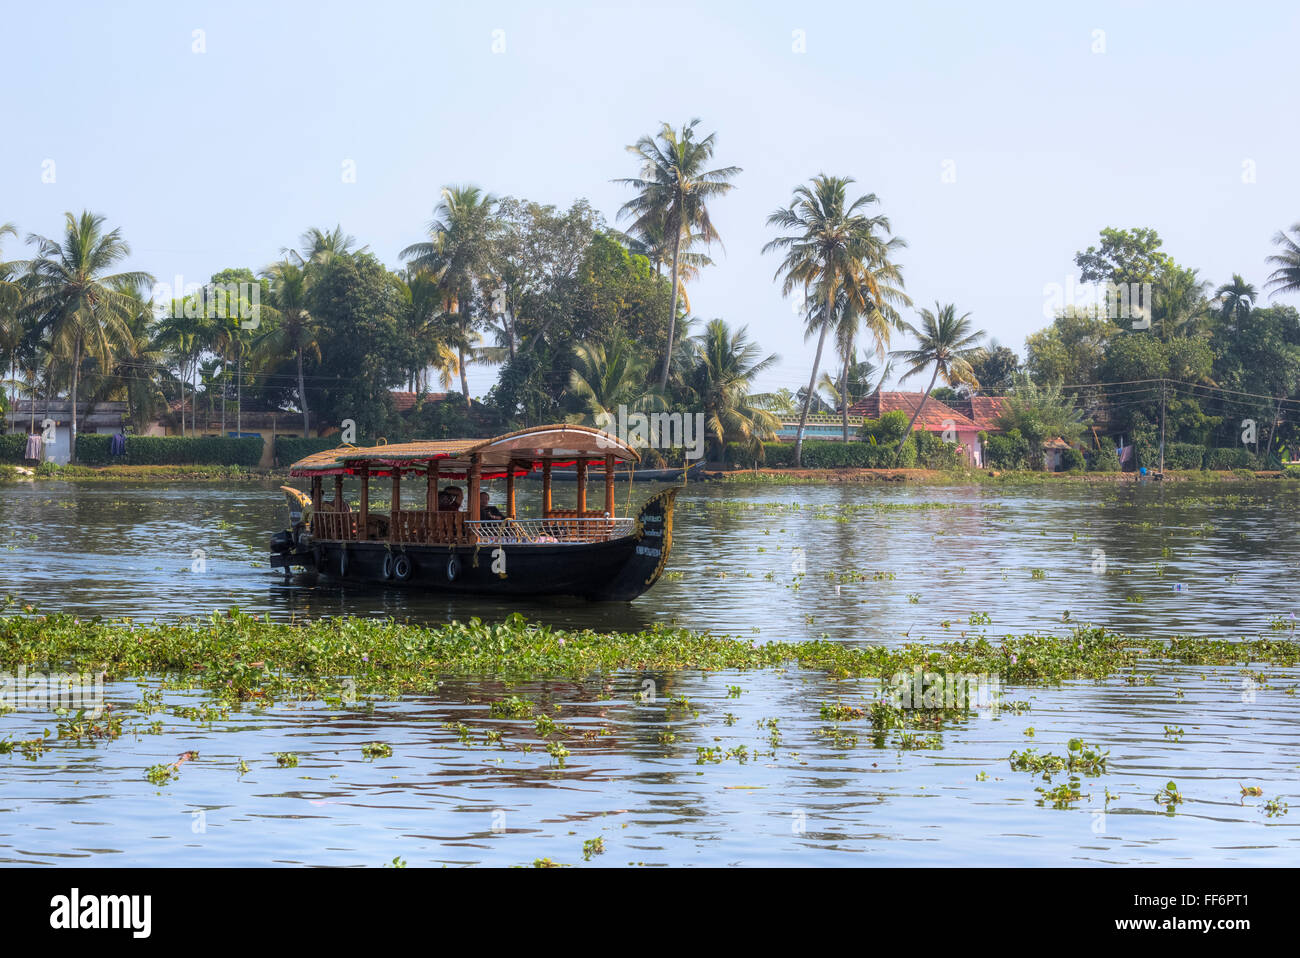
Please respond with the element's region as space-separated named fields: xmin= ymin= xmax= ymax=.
xmin=848 ymin=392 xmax=984 ymax=466
xmin=2 ymin=400 xmax=128 ymax=465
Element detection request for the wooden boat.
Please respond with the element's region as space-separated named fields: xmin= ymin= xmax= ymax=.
xmin=528 ymin=461 xmax=706 ymax=483
xmin=269 ymin=425 xmax=678 ymax=601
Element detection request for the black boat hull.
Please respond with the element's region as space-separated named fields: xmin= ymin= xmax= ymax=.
xmin=271 ymin=487 xmax=679 ymax=602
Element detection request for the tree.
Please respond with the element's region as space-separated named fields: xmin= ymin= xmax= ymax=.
xmin=1214 ymin=274 xmax=1257 ymax=331
xmin=616 ymin=119 xmax=740 ymax=389
xmin=996 ymin=374 xmax=1086 ymax=468
xmin=681 ymin=319 xmax=779 ymax=462
xmin=890 ymin=303 xmax=985 ymax=454
xmin=0 ymin=222 xmax=27 ymax=412
xmin=967 ymin=342 xmax=1019 ymax=394
xmin=22 ymin=212 xmax=152 ymax=462
xmin=566 ymin=328 xmax=664 ymax=424
xmin=1024 ymin=307 xmax=1117 ymax=387
xmin=1075 ymin=227 xmax=1173 ymax=288
xmin=256 ymin=259 xmax=318 ymax=436
xmin=1265 ymin=223 xmax=1300 ymax=299
xmin=402 ymin=186 xmax=499 ymax=403
xmin=763 ymin=175 xmax=904 ymax=465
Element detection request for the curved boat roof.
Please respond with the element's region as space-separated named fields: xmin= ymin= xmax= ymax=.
xmin=288 ymin=424 xmax=641 ymax=479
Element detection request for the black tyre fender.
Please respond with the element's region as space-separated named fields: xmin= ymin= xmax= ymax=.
xmin=382 ymin=553 xmax=396 ymax=579
xmin=446 ymin=555 xmax=461 ymax=581
xmin=393 ymin=554 xmax=412 ymax=581
xmin=339 ymin=549 xmax=348 ymax=577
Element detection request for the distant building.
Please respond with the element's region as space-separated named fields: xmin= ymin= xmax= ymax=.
xmin=3 ymin=400 xmax=128 ymax=465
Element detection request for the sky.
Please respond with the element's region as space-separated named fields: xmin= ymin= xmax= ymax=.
xmin=4 ymin=0 xmax=1299 ymax=399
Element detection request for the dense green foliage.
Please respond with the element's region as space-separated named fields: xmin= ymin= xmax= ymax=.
xmin=73 ymin=434 xmax=263 ymax=466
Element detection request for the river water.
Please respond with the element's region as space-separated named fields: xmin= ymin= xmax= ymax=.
xmin=0 ymin=478 xmax=1296 ymax=865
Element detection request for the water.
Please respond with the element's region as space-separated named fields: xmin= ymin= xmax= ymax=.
xmin=1 ymin=479 xmax=1297 ymax=865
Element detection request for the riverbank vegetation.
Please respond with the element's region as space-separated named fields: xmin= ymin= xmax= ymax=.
xmin=3 ymin=133 xmax=1298 ymax=474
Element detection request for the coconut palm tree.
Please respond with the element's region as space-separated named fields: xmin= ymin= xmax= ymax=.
xmin=288 ymin=225 xmax=366 ymax=267
xmin=890 ymin=303 xmax=985 ymax=455
xmin=1265 ymin=223 xmax=1300 ymax=299
xmin=254 ymin=259 xmax=319 ymax=436
xmin=402 ymin=186 xmax=499 ymax=404
xmin=567 ymin=329 xmax=665 ymax=426
xmin=763 ymin=175 xmax=906 ymax=464
xmin=615 ymin=119 xmax=740 ymax=390
xmin=1214 ymin=274 xmax=1257 ymax=333
xmin=21 ymin=212 xmax=153 ymax=462
xmin=681 ymin=319 xmax=779 ymax=462
xmin=0 ymin=222 xmax=27 ymax=411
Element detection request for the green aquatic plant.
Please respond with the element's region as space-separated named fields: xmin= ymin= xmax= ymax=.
xmin=361 ymin=742 xmax=393 ymax=759
xmin=274 ymin=752 xmax=299 ymax=768
xmin=1154 ymin=780 xmax=1183 ymax=809
xmin=488 ymin=696 xmax=535 ymax=718
xmin=582 ymin=837 xmax=605 ymax=860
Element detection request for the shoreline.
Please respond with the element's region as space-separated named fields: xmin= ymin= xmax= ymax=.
xmin=0 ymin=462 xmax=1291 ymax=485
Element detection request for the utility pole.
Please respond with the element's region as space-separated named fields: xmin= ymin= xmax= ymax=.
xmin=1158 ymin=379 xmax=1166 ymax=475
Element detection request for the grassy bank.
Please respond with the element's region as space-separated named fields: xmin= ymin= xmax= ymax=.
xmin=711 ymin=467 xmax=1290 ymax=486
xmin=2 ymin=603 xmax=1297 ymax=706
xmin=0 ymin=463 xmax=283 ymax=482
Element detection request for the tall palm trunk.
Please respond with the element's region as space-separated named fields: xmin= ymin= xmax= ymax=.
xmin=841 ymin=357 xmax=851 ymax=442
xmin=69 ymin=339 xmax=82 ymax=464
xmin=896 ymin=364 xmax=940 ymax=458
xmin=297 ymin=347 xmax=309 ymax=436
xmin=659 ymin=230 xmax=682 ymax=390
xmin=794 ymin=286 xmax=834 ymax=468
xmin=459 ymin=347 xmax=470 ymax=405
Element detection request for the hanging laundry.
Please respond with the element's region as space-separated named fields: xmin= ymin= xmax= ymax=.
xmin=24 ymin=433 xmax=43 ymax=461
xmin=109 ymin=432 xmax=127 ymax=457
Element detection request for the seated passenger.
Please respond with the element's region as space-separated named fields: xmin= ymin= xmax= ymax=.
xmin=438 ymin=486 xmax=464 ymax=511
xmin=479 ymin=491 xmax=506 ymax=521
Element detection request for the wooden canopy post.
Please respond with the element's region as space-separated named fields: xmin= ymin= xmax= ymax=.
xmin=311 ymin=476 xmax=322 ymax=516
xmin=506 ymin=460 xmax=516 ymax=518
xmin=468 ymin=454 xmax=481 ymax=521
xmin=576 ymin=457 xmax=587 ymax=513
xmin=333 ymin=474 xmax=343 ymax=509
xmin=391 ymin=471 xmax=401 ymax=541
xmin=605 ymin=454 xmax=615 ymax=517
xmin=358 ymin=463 xmax=369 ymax=539
xmin=429 ymin=459 xmax=440 ymax=511
xmin=542 ymin=459 xmax=552 ymax=516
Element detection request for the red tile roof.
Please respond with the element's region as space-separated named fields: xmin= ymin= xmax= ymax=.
xmin=390 ymin=391 xmax=451 ymax=413
xmin=967 ymin=396 xmax=1009 ymax=431
xmin=847 ymin=392 xmax=979 ymax=431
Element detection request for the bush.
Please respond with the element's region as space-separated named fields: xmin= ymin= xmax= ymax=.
xmin=1059 ymin=447 xmax=1086 ymax=472
xmin=73 ymin=434 xmax=263 ymax=467
xmin=723 ymin=438 xmax=918 ymax=469
xmin=0 ymin=433 xmax=27 ymax=463
xmin=858 ymin=411 xmax=911 ymax=445
xmin=912 ymin=430 xmax=964 ymax=470
xmin=1163 ymin=443 xmax=1206 ymax=471
xmin=1205 ymin=446 xmax=1258 ymax=471
xmin=1087 ymin=444 xmax=1121 ymax=472
xmin=982 ymin=429 xmax=1031 ymax=470
xmin=276 ymin=436 xmax=341 ymax=467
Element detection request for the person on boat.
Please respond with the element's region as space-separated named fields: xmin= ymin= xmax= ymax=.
xmin=438 ymin=486 xmax=463 ymax=511
xmin=480 ymin=491 xmax=505 ymax=521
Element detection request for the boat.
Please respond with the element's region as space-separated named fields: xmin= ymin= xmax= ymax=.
xmin=269 ymin=425 xmax=678 ymax=601
xmin=527 ymin=461 xmax=706 ymax=483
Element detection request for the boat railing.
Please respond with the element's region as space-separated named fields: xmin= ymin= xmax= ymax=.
xmin=468 ymin=517 xmax=634 ymax=544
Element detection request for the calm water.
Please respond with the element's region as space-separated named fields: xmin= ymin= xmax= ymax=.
xmin=0 ymin=478 xmax=1297 ymax=866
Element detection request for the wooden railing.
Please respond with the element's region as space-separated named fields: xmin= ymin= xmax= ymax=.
xmin=312 ymin=508 xmax=629 ymax=546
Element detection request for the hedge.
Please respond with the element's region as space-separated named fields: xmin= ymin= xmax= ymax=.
xmin=1163 ymin=442 xmax=1206 ymax=471
xmin=1205 ymin=446 xmax=1258 ymax=470
xmin=275 ymin=436 xmax=342 ymax=467
xmin=73 ymin=434 xmax=263 ymax=466
xmin=0 ymin=433 xmax=26 ymax=464
xmin=1087 ymin=445 xmax=1121 ymax=472
xmin=724 ymin=438 xmax=918 ymax=469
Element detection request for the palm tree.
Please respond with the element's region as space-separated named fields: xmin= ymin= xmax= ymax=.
xmin=1214 ymin=274 xmax=1257 ymax=333
xmin=616 ymin=119 xmax=740 ymax=389
xmin=1155 ymin=266 xmax=1211 ymax=339
xmin=255 ymin=259 xmax=318 ymax=436
xmin=1265 ymin=223 xmax=1300 ymax=299
xmin=682 ymin=319 xmax=780 ymax=462
xmin=763 ymin=175 xmax=906 ymax=465
xmin=402 ymin=185 xmax=499 ymax=404
xmin=21 ymin=212 xmax=152 ymax=462
xmin=567 ymin=329 xmax=665 ymax=424
xmin=288 ymin=225 xmax=366 ymax=267
xmin=890 ymin=303 xmax=985 ymax=456
xmin=399 ymin=270 xmax=462 ymax=394
xmin=0 ymin=222 xmax=26 ymax=412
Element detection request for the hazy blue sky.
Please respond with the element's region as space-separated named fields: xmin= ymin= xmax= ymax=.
xmin=4 ymin=0 xmax=1298 ymax=397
